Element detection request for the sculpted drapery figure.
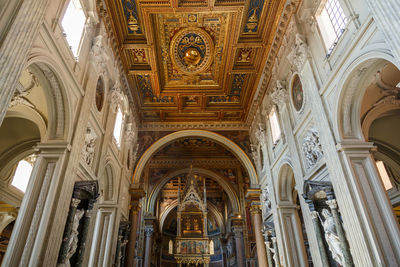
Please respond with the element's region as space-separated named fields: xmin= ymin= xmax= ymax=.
xmin=65 ymin=209 xmax=85 ymax=264
xmin=321 ymin=208 xmax=344 ymax=265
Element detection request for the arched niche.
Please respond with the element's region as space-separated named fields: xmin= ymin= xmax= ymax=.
xmin=334 ymin=51 xmax=400 ymax=265
xmin=147 ymin=167 xmax=240 ymax=214
xmin=100 ymin=164 xmax=114 ymax=202
xmin=24 ymin=60 xmax=70 ymax=141
xmin=133 ymin=130 xmax=258 ymax=186
xmin=276 ymin=163 xmax=309 ymax=267
xmin=335 ymin=52 xmax=400 ymax=141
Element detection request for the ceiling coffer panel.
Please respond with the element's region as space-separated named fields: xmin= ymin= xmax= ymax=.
xmin=103 ymin=0 xmax=292 ymax=126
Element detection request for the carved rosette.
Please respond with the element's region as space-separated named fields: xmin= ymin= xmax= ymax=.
xmin=302 ymin=128 xmax=323 ymax=168
xmin=287 ymin=34 xmax=309 ymax=71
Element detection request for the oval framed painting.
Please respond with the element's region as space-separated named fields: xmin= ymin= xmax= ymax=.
xmin=291 ymin=74 xmax=304 ymax=112
xmin=95 ymin=77 xmax=105 ymax=112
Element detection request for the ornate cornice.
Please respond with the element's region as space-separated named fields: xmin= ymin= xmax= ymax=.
xmin=96 ymin=0 xmax=140 ymax=126
xmin=147 ymin=158 xmax=241 ymax=168
xmin=139 ymin=122 xmax=250 ymax=131
xmin=246 ymin=1 xmax=300 ymax=126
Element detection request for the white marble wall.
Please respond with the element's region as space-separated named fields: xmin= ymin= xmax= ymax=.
xmin=0 ymin=0 xmax=138 ymax=266
xmin=250 ymin=0 xmax=400 ymax=266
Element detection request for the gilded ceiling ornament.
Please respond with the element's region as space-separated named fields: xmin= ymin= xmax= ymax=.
xmin=121 ymin=0 xmax=142 ymax=34
xmin=244 ymin=0 xmax=265 ymax=33
xmin=246 ymin=9 xmax=259 ymax=32
xmin=170 ymin=27 xmax=214 ymax=75
xmin=238 ymin=48 xmax=252 ymax=63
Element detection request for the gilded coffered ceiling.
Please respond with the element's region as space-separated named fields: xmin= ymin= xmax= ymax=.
xmin=102 ymin=0 xmax=297 ymax=129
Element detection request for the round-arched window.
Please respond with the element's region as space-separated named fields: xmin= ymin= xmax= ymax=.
xmin=95 ymin=77 xmax=105 ymax=111
xmin=291 ymin=74 xmax=304 ymax=111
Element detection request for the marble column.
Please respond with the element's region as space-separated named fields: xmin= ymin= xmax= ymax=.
xmin=250 ymin=206 xmax=268 ymax=267
xmin=364 ymin=0 xmax=400 ymax=65
xmin=143 ymin=226 xmax=154 ymax=267
xmin=126 ymin=209 xmax=139 ymax=267
xmin=57 ymin=198 xmax=81 ymax=264
xmin=220 ymin=238 xmax=228 ymax=267
xmin=326 ymin=199 xmax=354 ymax=267
xmin=75 ymin=203 xmax=95 ymax=267
xmin=177 ymin=211 xmax=182 ymax=237
xmin=0 ymin=0 xmax=50 ymax=125
xmin=232 ymin=226 xmax=245 ymax=267
xmin=126 ymin=188 xmax=144 ymax=267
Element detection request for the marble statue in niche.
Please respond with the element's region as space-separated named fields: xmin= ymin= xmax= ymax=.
xmin=321 ymin=208 xmax=344 ymax=265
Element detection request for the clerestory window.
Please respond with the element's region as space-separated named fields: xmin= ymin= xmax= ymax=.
xmin=376 ymin=160 xmax=393 ymax=190
xmin=269 ymin=108 xmax=281 ymax=145
xmin=61 ymin=0 xmax=86 ymax=58
xmin=113 ymin=107 xmax=124 ymax=148
xmin=316 ymin=0 xmax=348 ymax=55
xmin=11 ymin=155 xmax=36 ymax=193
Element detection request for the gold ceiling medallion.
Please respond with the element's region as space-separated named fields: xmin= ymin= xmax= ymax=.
xmin=170 ymin=27 xmax=214 ymax=75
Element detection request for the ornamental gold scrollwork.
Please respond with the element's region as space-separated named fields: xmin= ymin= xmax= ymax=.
xmin=170 ymin=27 xmax=214 ymax=75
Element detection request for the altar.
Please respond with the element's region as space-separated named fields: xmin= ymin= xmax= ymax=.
xmin=173 ymin=168 xmax=213 ymax=266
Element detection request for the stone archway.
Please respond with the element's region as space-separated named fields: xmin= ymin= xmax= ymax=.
xmin=276 ymin=163 xmax=308 ymax=267
xmin=133 ymin=130 xmax=258 ymax=186
xmin=334 ymin=53 xmax=400 ymax=265
xmin=147 ymin=167 xmax=240 ymax=215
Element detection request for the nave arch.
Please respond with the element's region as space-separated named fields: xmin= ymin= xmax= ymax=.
xmin=133 ymin=130 xmax=258 ymax=186
xmin=147 ymin=167 xmax=240 ymax=215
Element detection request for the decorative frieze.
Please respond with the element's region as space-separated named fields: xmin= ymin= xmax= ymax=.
xmin=90 ymin=34 xmax=109 ymax=76
xmin=81 ymin=125 xmax=97 ymax=167
xmin=287 ymin=34 xmax=310 ymax=71
xmin=109 ymin=81 xmax=125 ymax=113
xmin=302 ymin=128 xmax=323 ymax=168
xmin=270 ymin=80 xmax=288 ymax=109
